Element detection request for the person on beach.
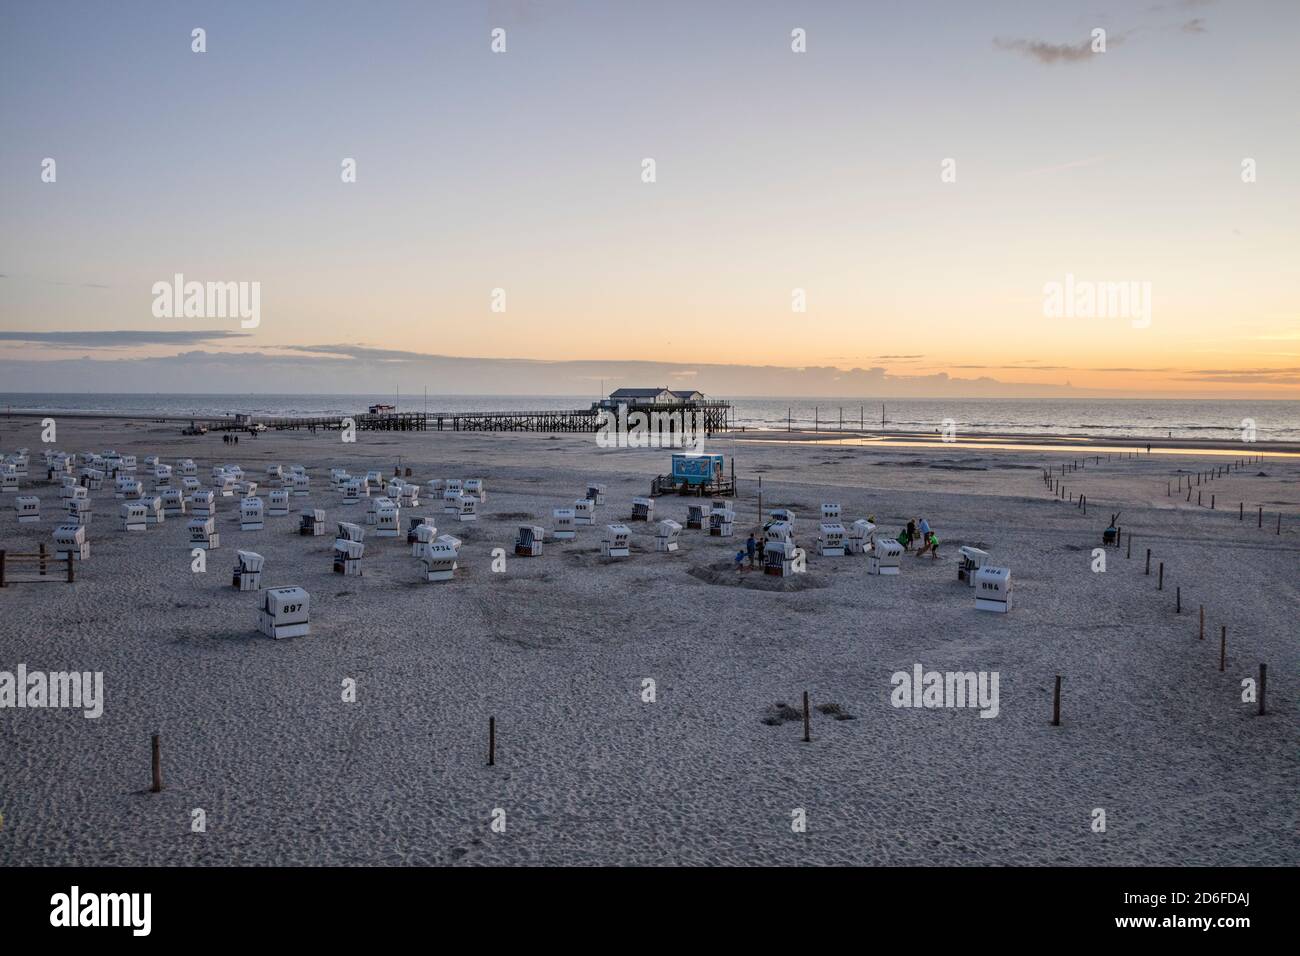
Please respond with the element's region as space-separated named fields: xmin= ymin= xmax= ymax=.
xmin=916 ymin=530 xmax=940 ymax=559
xmin=919 ymin=517 xmax=930 ymax=541
xmin=906 ymin=519 xmax=917 ymax=550
xmin=896 ymin=528 xmax=909 ymax=549
xmin=745 ymin=534 xmax=756 ymax=568
xmin=756 ymin=535 xmax=766 ymax=569
xmin=734 ymin=549 xmax=746 ymax=571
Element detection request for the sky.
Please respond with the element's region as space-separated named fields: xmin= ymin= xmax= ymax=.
xmin=1 ymin=0 xmax=1297 ymax=398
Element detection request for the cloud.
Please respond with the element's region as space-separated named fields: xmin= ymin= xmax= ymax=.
xmin=1089 ymin=367 xmax=1176 ymax=373
xmin=1188 ymin=367 xmax=1300 ymax=374
xmin=948 ymin=363 xmax=1071 ymax=371
xmin=1176 ymin=367 xmax=1300 ymax=385
xmin=0 ymin=345 xmax=1101 ymax=399
xmin=4 ymin=338 xmax=1293 ymax=397
xmin=994 ymin=33 xmax=1123 ymax=64
xmin=0 ymin=329 xmax=251 ymax=348
xmin=276 ymin=343 xmax=457 ymax=363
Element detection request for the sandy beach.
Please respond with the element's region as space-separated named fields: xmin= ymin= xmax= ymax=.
xmin=1 ymin=416 xmax=1296 ymax=866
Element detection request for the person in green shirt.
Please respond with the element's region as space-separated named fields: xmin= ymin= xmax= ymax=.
xmin=916 ymin=531 xmax=940 ymax=559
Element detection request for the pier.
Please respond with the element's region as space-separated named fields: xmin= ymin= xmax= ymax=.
xmin=187 ymin=401 xmax=734 ymax=435
xmin=2 ymin=394 xmax=734 ymax=436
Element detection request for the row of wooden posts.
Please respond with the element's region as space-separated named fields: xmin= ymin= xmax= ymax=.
xmin=1051 ymin=450 xmax=1149 ymax=475
xmin=1045 ymin=457 xmax=1284 ymax=534
xmin=147 ymin=633 xmax=1270 ymax=791
xmin=0 ymin=547 xmax=76 ymax=586
xmin=1165 ymin=457 xmax=1281 ymax=532
xmin=1040 ymin=454 xmax=1273 ymax=727
xmin=135 ymin=449 xmax=1280 ymax=789
xmin=151 ymin=686 xmax=811 ymax=792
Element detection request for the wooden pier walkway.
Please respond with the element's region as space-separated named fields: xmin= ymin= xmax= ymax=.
xmin=193 ymin=402 xmax=733 ymax=435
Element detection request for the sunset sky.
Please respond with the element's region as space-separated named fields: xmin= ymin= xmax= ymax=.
xmin=1 ymin=0 xmax=1297 ymax=397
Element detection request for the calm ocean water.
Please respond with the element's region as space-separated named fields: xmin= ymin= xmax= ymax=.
xmin=2 ymin=393 xmax=1298 ymax=442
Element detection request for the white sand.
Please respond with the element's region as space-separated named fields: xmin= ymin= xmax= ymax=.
xmin=1 ymin=419 xmax=1296 ymax=866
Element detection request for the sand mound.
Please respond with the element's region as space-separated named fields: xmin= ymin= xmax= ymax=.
xmin=761 ymin=701 xmax=857 ymax=726
xmin=760 ymin=702 xmax=803 ymax=725
xmin=816 ymin=703 xmax=858 ymax=720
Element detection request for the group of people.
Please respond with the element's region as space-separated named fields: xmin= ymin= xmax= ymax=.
xmin=735 ymin=533 xmax=766 ymax=570
xmin=730 ymin=513 xmax=942 ymax=569
xmin=899 ymin=517 xmax=940 ymax=559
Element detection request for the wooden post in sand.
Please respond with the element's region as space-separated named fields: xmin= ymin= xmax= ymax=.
xmin=1277 ymin=513 xmax=1282 ymax=536
xmin=1219 ymin=626 xmax=1227 ymax=672
xmin=1199 ymin=606 xmax=1204 ymax=640
xmin=1158 ymin=562 xmax=1163 ymax=591
xmin=802 ymin=691 xmax=811 ymax=743
xmin=1052 ymin=677 xmax=1061 ymax=726
xmin=150 ymin=734 xmax=162 ymax=793
xmin=1258 ymin=664 xmax=1267 ymax=716
xmin=1211 ymin=494 xmax=1215 ymax=510
xmin=488 ymin=716 xmax=496 ymax=766
xmin=1125 ymin=532 xmax=1130 ymax=559
xmin=1145 ymin=549 xmax=1151 ymax=575
xmin=1176 ymin=586 xmax=1181 ymax=613
xmin=1240 ymin=502 xmax=1243 ymax=521
xmin=1258 ymin=506 xmax=1262 ymax=528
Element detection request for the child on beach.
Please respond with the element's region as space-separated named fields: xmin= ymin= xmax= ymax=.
xmin=734 ymin=549 xmax=746 ymax=571
xmin=916 ymin=531 xmax=940 ymax=559
xmin=745 ymin=534 xmax=756 ymax=568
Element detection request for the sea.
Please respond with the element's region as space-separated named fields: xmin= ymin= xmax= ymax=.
xmin=2 ymin=393 xmax=1298 ymax=442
